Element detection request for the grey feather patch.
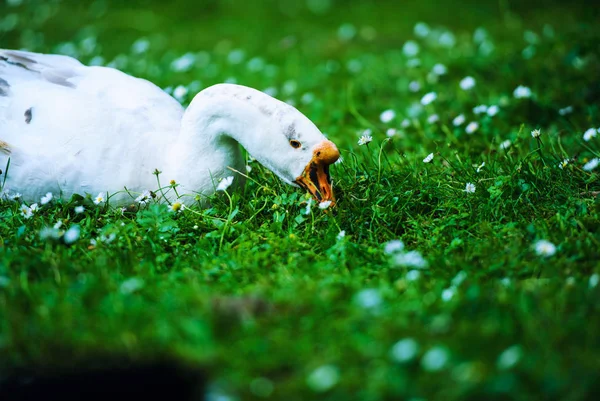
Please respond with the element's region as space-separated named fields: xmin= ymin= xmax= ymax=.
xmin=0 ymin=77 xmax=9 ymax=96
xmin=42 ymin=68 xmax=76 ymax=88
xmin=24 ymin=107 xmax=33 ymax=124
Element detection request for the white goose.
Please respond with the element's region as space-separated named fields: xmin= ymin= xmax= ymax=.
xmin=0 ymin=49 xmax=339 ymax=206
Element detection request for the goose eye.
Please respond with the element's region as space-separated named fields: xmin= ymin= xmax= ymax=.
xmin=289 ymin=139 xmax=302 ymax=149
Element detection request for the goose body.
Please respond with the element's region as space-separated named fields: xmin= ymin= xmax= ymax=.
xmin=0 ymin=49 xmax=339 ymax=206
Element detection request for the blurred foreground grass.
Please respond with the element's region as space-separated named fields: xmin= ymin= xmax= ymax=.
xmin=1 ymin=0 xmax=600 ymax=399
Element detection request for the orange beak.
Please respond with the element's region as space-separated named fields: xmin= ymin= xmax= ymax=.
xmin=294 ymin=140 xmax=340 ymax=204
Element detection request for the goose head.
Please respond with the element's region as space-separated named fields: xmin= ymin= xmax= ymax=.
xmin=184 ymin=84 xmax=341 ymax=204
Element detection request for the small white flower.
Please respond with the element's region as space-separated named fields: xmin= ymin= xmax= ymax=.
xmin=304 ymin=198 xmax=314 ymax=215
xmin=558 ymin=159 xmax=569 ymax=169
xmin=413 ymin=22 xmax=430 ymax=37
xmin=441 ymin=287 xmax=455 ymax=302
xmin=20 ymin=204 xmax=32 ymax=218
xmin=583 ymin=158 xmax=599 ymax=172
xmin=170 ymin=52 xmax=195 ymax=72
xmin=40 ymin=192 xmax=53 ymax=205
xmin=386 ymin=128 xmax=397 ymax=137
xmin=53 ymin=220 xmax=63 ymax=230
xmin=465 ymin=121 xmax=479 ymax=134
xmin=486 ymin=105 xmax=500 ymax=116
xmin=497 ymin=345 xmax=522 ymax=370
xmin=29 ymin=203 xmax=39 ymax=213
xmin=531 ymin=128 xmax=541 ymax=138
xmin=245 ymin=165 xmax=252 ymax=173
xmin=406 ymin=270 xmax=421 ymax=281
xmin=402 ymin=40 xmax=420 ymax=57
xmin=401 ymin=119 xmax=411 ymax=128
xmin=39 ymin=227 xmax=61 ymax=241
xmin=589 ymin=274 xmax=599 ymax=288
xmin=94 ymin=192 xmax=106 ymax=205
xmin=393 ymin=250 xmax=428 ymax=269
xmin=172 ymin=85 xmax=188 ymax=101
xmin=216 ymin=176 xmax=234 ymax=191
xmin=63 ymin=225 xmax=81 ymax=244
xmin=120 ymin=277 xmax=144 ymax=294
xmin=534 ymin=239 xmax=556 ymax=257
xmin=452 ymin=114 xmax=466 ymax=126
xmin=74 ymin=205 xmax=85 ymax=214
xmin=583 ymin=128 xmax=597 ymax=142
xmin=170 ymin=201 xmax=185 ymax=213
xmin=421 ymin=347 xmax=450 ymax=372
xmin=423 ymin=153 xmax=434 ymax=163
xmin=558 ymin=106 xmax=573 ymax=116
xmin=135 ymin=190 xmax=152 ymax=205
xmin=318 ymin=200 xmax=332 ymax=210
xmin=336 ymin=230 xmax=346 ymax=241
xmin=432 ymin=63 xmax=447 ymax=75
xmin=427 ymin=114 xmax=439 ymax=124
xmin=420 ymin=92 xmax=437 ymax=106
xmin=408 ymin=80 xmax=421 ymax=92
xmin=380 ymin=109 xmax=396 ymax=123
xmin=464 ymin=182 xmax=476 ymax=193
xmin=473 ymin=104 xmax=488 ymax=114
xmin=384 ymin=240 xmax=405 ymax=254
xmin=500 ymin=140 xmax=511 ymax=150
xmin=306 ymin=365 xmax=339 ymax=393
xmin=459 ymin=76 xmax=476 ymax=90
xmin=476 ymin=161 xmax=485 ymax=173
xmin=513 ymin=85 xmax=532 ymax=99
xmin=358 ymin=134 xmax=373 ymax=146
xmin=390 ymin=338 xmax=419 ymax=363
xmin=355 ymin=288 xmax=382 ymax=309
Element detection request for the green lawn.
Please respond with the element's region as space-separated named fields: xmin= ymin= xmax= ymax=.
xmin=1 ymin=0 xmax=600 ymax=399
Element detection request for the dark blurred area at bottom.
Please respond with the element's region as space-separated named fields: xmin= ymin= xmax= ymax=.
xmin=0 ymin=359 xmax=206 ymax=401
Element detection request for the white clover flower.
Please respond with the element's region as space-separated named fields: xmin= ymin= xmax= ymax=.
xmin=393 ymin=250 xmax=428 ymax=269
xmin=390 ymin=338 xmax=419 ymax=363
xmin=476 ymin=161 xmax=485 ymax=173
xmin=358 ymin=134 xmax=373 ymax=146
xmin=423 ymin=153 xmax=434 ymax=163
xmin=401 ymin=119 xmax=411 ymax=128
xmin=427 ymin=114 xmax=439 ymax=124
xmin=558 ymin=106 xmax=573 ymax=116
xmin=500 ymin=140 xmax=511 ymax=150
xmin=63 ymin=225 xmax=81 ymax=244
xmin=355 ymin=288 xmax=382 ymax=309
xmin=135 ymin=190 xmax=152 ymax=205
xmin=53 ymin=220 xmax=63 ymax=230
xmin=534 ymin=239 xmax=556 ymax=257
xmin=384 ymin=240 xmax=405 ymax=255
xmin=386 ymin=128 xmax=397 ymax=137
xmin=336 ymin=230 xmax=346 ymax=241
xmin=318 ymin=200 xmax=332 ymax=210
xmin=20 ymin=204 xmax=33 ymax=219
xmin=40 ymin=192 xmax=53 ymax=205
xmin=29 ymin=203 xmax=39 ymax=213
xmin=245 ymin=165 xmax=252 ymax=173
xmin=583 ymin=158 xmax=599 ymax=172
xmin=432 ymin=63 xmax=447 ymax=75
xmin=131 ymin=38 xmax=150 ymax=54
xmin=170 ymin=201 xmax=185 ymax=213
xmin=459 ymin=76 xmax=476 ymax=90
xmin=513 ymin=85 xmax=532 ymax=99
xmin=170 ymin=52 xmax=195 ymax=72
xmin=406 ymin=269 xmax=421 ymax=281
xmin=414 ymin=22 xmax=430 ymax=37
xmin=216 ymin=176 xmax=234 ymax=191
xmin=465 ymin=121 xmax=479 ymax=134
xmin=473 ymin=104 xmax=488 ymax=114
xmin=408 ymin=80 xmax=421 ymax=92
xmin=531 ymin=128 xmax=541 ymax=138
xmin=420 ymin=92 xmax=437 ymax=106
xmin=380 ymin=109 xmax=396 ymax=123
xmin=464 ymin=182 xmax=476 ymax=193
xmin=452 ymin=114 xmax=466 ymax=126
xmin=94 ymin=192 xmax=106 ymax=205
xmin=583 ymin=128 xmax=597 ymax=142
xmin=487 ymin=105 xmax=500 ymax=116
xmin=558 ymin=159 xmax=569 ymax=169
xmin=306 ymin=365 xmax=339 ymax=393
xmin=74 ymin=205 xmax=85 ymax=214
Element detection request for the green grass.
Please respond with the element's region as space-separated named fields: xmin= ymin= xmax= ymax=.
xmin=1 ymin=0 xmax=600 ymax=399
